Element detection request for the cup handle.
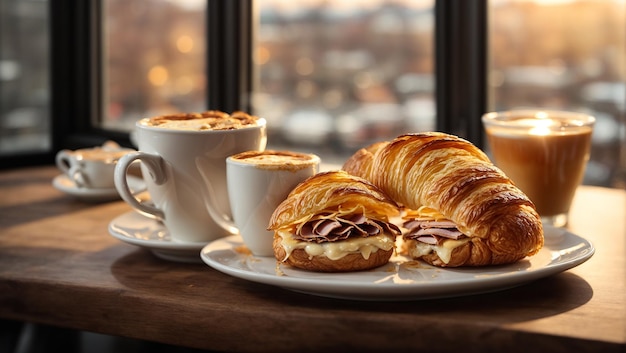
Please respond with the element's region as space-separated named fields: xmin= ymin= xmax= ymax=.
xmin=55 ymin=150 xmax=73 ymax=175
xmin=115 ymin=152 xmax=166 ymax=220
xmin=56 ymin=150 xmax=87 ymax=187
xmin=68 ymin=165 xmax=88 ymax=188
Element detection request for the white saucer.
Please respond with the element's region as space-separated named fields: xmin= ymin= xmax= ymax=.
xmin=53 ymin=174 xmax=145 ymax=202
xmin=201 ymin=227 xmax=594 ymax=301
xmin=108 ymin=211 xmax=206 ymax=263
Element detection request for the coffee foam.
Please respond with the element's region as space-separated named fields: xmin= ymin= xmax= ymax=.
xmin=140 ymin=110 xmax=260 ymax=131
xmin=485 ymin=115 xmax=594 ymax=137
xmin=231 ymin=150 xmax=319 ymax=171
xmin=73 ymin=148 xmax=131 ymax=162
xmin=486 ymin=124 xmax=593 ymax=138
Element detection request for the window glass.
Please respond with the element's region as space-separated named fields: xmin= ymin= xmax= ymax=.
xmin=256 ymin=0 xmax=436 ymax=164
xmin=0 ymin=0 xmax=50 ymax=155
xmin=489 ymin=0 xmax=626 ymax=187
xmin=101 ymin=0 xmax=206 ymax=132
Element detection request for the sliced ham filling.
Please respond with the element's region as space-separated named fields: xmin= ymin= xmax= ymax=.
xmin=403 ymin=219 xmax=467 ymax=245
xmin=294 ymin=212 xmax=400 ymax=243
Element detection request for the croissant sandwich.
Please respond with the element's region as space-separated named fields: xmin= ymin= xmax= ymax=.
xmin=343 ymin=132 xmax=544 ymax=267
xmin=268 ymin=170 xmax=401 ymax=272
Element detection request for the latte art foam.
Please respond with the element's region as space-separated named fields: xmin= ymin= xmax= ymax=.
xmin=140 ymin=110 xmax=260 ymax=131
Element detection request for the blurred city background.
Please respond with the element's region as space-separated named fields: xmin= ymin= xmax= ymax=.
xmin=1 ymin=0 xmax=624 ymax=187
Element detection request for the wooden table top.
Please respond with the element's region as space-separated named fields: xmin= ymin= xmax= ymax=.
xmin=0 ymin=166 xmax=624 ymax=353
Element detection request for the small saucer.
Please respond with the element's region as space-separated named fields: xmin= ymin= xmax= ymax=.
xmin=108 ymin=211 xmax=206 ymax=263
xmin=52 ymin=174 xmax=144 ymax=202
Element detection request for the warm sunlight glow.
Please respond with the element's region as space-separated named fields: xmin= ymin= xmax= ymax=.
xmin=256 ymin=46 xmax=271 ymax=65
xmin=176 ymin=35 xmax=194 ymax=53
xmin=528 ymin=114 xmax=554 ymax=136
xmin=148 ymin=65 xmax=169 ymax=86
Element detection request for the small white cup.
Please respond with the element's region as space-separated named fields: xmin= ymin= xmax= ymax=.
xmin=56 ymin=141 xmax=134 ymax=189
xmin=114 ymin=111 xmax=267 ymax=243
xmin=226 ymin=150 xmax=320 ymax=256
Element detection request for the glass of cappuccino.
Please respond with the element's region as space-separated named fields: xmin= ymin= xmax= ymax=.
xmin=482 ymin=109 xmax=595 ymax=228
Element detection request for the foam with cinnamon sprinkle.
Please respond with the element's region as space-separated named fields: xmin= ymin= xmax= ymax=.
xmin=140 ymin=110 xmax=260 ymax=131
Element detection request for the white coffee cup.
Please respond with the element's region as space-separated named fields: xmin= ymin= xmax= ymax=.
xmin=226 ymin=150 xmax=320 ymax=256
xmin=114 ymin=111 xmax=267 ymax=243
xmin=56 ymin=141 xmax=134 ymax=189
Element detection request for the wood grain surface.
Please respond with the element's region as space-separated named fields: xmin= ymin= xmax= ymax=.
xmin=0 ymin=166 xmax=624 ymax=352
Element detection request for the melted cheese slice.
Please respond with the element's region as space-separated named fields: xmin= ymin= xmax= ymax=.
xmin=405 ymin=205 xmax=448 ymax=221
xmin=408 ymin=238 xmax=471 ymax=264
xmin=277 ymin=229 xmax=395 ymax=261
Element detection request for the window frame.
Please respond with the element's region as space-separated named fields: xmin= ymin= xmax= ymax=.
xmin=435 ymin=0 xmax=487 ymax=147
xmin=0 ymin=0 xmax=487 ymax=168
xmin=207 ymin=0 xmax=254 ymax=113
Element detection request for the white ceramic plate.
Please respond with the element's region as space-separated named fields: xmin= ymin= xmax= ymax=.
xmin=108 ymin=211 xmax=206 ymax=263
xmin=53 ymin=174 xmax=145 ymax=202
xmin=200 ymin=227 xmax=594 ymax=301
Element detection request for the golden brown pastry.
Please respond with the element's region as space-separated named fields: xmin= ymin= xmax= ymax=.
xmin=343 ymin=132 xmax=544 ymax=267
xmin=268 ymin=170 xmax=401 ymax=272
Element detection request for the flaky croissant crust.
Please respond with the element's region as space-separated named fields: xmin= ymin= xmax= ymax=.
xmin=267 ymin=170 xmax=400 ymax=231
xmin=343 ymin=132 xmax=544 ymax=267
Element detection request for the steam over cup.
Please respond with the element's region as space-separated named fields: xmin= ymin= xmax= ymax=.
xmin=56 ymin=141 xmax=134 ymax=189
xmin=226 ymin=150 xmax=320 ymax=256
xmin=114 ymin=116 xmax=267 ymax=243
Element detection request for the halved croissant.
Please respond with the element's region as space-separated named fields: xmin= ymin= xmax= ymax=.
xmin=342 ymin=132 xmax=544 ymax=267
xmin=268 ymin=170 xmax=401 ymax=272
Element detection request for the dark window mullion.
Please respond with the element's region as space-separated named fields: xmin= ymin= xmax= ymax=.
xmin=207 ymin=0 xmax=253 ymax=113
xmin=50 ymin=0 xmax=97 ymax=150
xmin=435 ymin=0 xmax=487 ymax=148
